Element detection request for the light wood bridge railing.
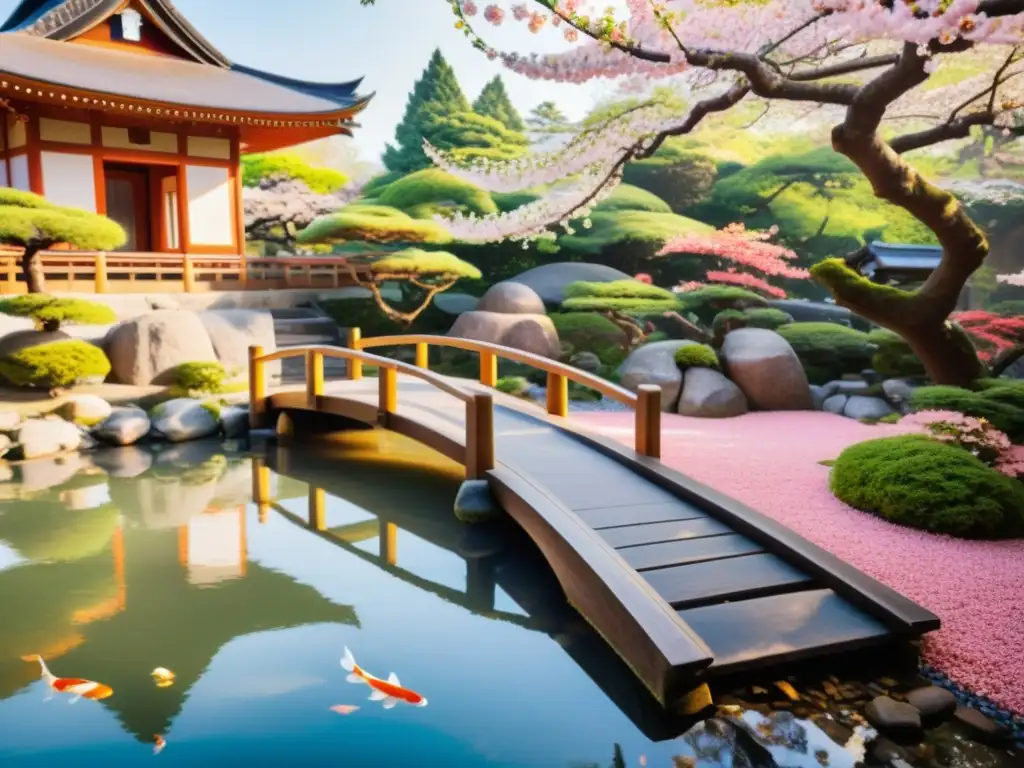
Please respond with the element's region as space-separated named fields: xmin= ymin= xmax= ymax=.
xmin=347 ymin=329 xmax=662 ymax=459
xmin=247 ymin=343 xmax=496 ymax=480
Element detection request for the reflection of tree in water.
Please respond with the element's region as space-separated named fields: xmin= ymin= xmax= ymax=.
xmin=745 ymin=711 xmax=808 ymax=754
xmin=0 ymin=501 xmax=119 ymax=562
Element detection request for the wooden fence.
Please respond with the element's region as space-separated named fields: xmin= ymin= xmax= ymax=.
xmin=0 ymin=250 xmax=372 ymax=294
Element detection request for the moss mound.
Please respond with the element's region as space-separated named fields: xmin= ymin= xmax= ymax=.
xmin=174 ymin=361 xmax=226 ymax=393
xmin=675 ymin=344 xmax=720 ymax=371
xmin=987 ymin=300 xmax=1024 ymax=317
xmin=377 ymin=168 xmax=497 ymax=217
xmin=0 ymin=295 xmax=115 ymax=329
xmin=549 ymin=312 xmax=628 ymax=365
xmin=908 ymin=385 xmax=1024 ymax=441
xmin=868 ymin=328 xmax=926 ymax=378
xmin=0 ymin=339 xmax=110 ymax=389
xmin=676 ymin=286 xmax=767 ymax=325
xmin=776 ymin=322 xmax=875 ymax=385
xmin=830 ymin=435 xmax=1024 ymax=538
xmin=561 ymin=279 xmax=679 ymax=313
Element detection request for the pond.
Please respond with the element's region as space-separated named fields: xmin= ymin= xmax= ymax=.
xmin=0 ymin=430 xmax=1017 ymax=767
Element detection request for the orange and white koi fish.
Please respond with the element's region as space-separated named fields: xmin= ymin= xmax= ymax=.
xmin=151 ymin=668 xmax=175 ymax=688
xmin=24 ymin=655 xmax=113 ymax=703
xmin=340 ymin=647 xmax=427 ymax=710
xmin=153 ymin=735 xmax=166 ymax=755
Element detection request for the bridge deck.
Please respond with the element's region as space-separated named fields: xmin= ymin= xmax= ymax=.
xmin=269 ymin=377 xmax=938 ymax=703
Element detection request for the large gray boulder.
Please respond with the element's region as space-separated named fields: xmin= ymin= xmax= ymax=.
xmin=105 ymin=310 xmax=218 ymax=385
xmin=448 ymin=312 xmax=560 ymax=358
xmin=199 ymin=309 xmax=280 ymax=380
xmin=618 ymin=340 xmax=696 ymax=411
xmin=720 ymin=328 xmax=813 ymax=410
xmin=476 ymin=281 xmax=547 ymax=315
xmin=508 ymin=262 xmax=632 ymax=306
xmin=93 ymin=406 xmax=151 ymax=446
xmin=149 ymin=398 xmax=219 ymax=443
xmin=677 ymin=367 xmax=748 ymax=418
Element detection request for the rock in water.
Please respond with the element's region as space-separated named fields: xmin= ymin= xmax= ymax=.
xmin=618 ymin=340 xmax=697 ymax=412
xmin=953 ymin=706 xmax=1010 ymax=745
xmin=104 ymin=309 xmax=217 ymax=385
xmin=90 ymin=445 xmax=154 ymax=478
xmin=14 ymin=418 xmax=82 ymax=459
xmin=905 ymin=686 xmax=957 ymax=720
xmin=93 ymin=406 xmax=151 ymax=446
xmin=218 ymin=405 xmax=250 ymax=439
xmin=59 ymin=394 xmax=112 ymax=426
xmin=149 ymin=398 xmax=219 ymax=443
xmin=677 ymin=367 xmax=748 ymax=418
xmin=864 ymin=696 xmax=922 ymax=734
xmin=719 ymin=329 xmax=813 ymax=410
xmin=454 ymin=479 xmax=502 ymax=523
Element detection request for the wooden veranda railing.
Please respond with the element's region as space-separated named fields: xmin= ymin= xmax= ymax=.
xmin=347 ymin=329 xmax=662 ymax=459
xmin=247 ymin=343 xmax=496 ymax=480
xmin=0 ymin=249 xmax=372 ymax=294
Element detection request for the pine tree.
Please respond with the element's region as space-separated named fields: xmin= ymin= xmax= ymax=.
xmin=610 ymin=744 xmax=626 ymax=768
xmin=383 ymin=49 xmax=470 ymax=174
xmin=526 ymin=101 xmax=572 ymax=134
xmin=472 ymin=75 xmax=525 ymax=132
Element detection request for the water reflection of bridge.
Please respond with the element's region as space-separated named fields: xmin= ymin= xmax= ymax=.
xmin=259 ymin=442 xmax=702 ymax=741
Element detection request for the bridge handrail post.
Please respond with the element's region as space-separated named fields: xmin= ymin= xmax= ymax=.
xmin=478 ymin=350 xmax=497 ymax=387
xmin=465 ymin=392 xmax=495 ymax=480
xmin=378 ymin=365 xmax=397 ymax=422
xmin=634 ymin=384 xmax=661 ymax=459
xmin=248 ymin=344 xmax=267 ymax=429
xmin=346 ymin=327 xmax=363 ymax=380
xmin=182 ymin=255 xmax=195 ymax=293
xmin=546 ymin=372 xmax=568 ymax=418
xmin=306 ymin=349 xmax=324 ymax=408
xmin=93 ymin=253 xmax=108 ymax=293
xmin=414 ymin=342 xmax=429 ymax=369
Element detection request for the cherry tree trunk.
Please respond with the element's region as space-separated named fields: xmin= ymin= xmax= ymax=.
xmin=21 ymin=247 xmax=46 ymax=294
xmin=898 ymin=320 xmax=986 ymax=388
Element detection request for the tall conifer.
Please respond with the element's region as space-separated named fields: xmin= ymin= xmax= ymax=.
xmin=472 ymin=76 xmax=525 ymax=132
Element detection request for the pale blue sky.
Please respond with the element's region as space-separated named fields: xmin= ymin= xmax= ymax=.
xmin=0 ymin=0 xmax=623 ymax=163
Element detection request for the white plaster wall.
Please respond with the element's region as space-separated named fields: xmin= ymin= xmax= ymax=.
xmin=186 ymin=165 xmax=232 ymax=245
xmin=6 ymin=117 xmax=26 ymax=149
xmin=39 ymin=118 xmax=91 ymax=144
xmin=9 ymin=155 xmax=30 ymax=191
xmin=187 ymin=136 xmax=231 ymax=160
xmin=101 ymin=126 xmax=177 ymax=153
xmin=41 ymin=152 xmax=96 ymax=211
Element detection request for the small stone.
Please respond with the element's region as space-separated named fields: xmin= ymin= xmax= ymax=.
xmin=58 ymin=394 xmax=112 ymax=427
xmin=905 ymin=685 xmax=957 ymax=720
xmin=822 ymin=394 xmax=848 ymax=415
xmin=882 ymin=378 xmax=916 ymax=405
xmin=871 ymin=736 xmax=911 ymax=764
xmin=809 ymin=384 xmax=829 ymax=409
xmin=953 ymin=706 xmax=1010 ymax=745
xmin=0 ymin=410 xmax=20 ymax=431
xmin=843 ymin=395 xmax=896 ymax=420
xmin=864 ymin=696 xmax=922 ymax=734
xmin=0 ymin=433 xmax=11 ymax=458
xmin=94 ymin=406 xmax=151 ymax=446
xmin=218 ymin=405 xmax=250 ymax=439
xmin=568 ymin=351 xmax=601 ymax=373
xmin=14 ymin=418 xmax=82 ymax=459
xmin=148 ymin=398 xmax=218 ymax=443
xmin=454 ymin=479 xmax=502 ymax=523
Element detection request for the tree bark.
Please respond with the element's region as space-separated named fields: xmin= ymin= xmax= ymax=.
xmin=22 ymin=246 xmax=46 ymax=294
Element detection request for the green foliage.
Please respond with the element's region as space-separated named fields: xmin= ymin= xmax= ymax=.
xmin=674 ymin=344 xmax=720 ymax=371
xmin=713 ymin=307 xmax=794 ymax=335
xmin=495 ymin=376 xmax=530 ymax=396
xmin=909 ymin=385 xmax=1024 ymax=441
xmin=298 ymin=204 xmax=453 ymax=245
xmin=362 ymin=171 xmax=404 ymax=196
xmin=549 ymin=312 xmax=628 ymax=365
xmin=676 ymin=286 xmax=767 ymax=325
xmin=0 ymin=339 xmax=110 ymax=389
xmin=564 ymin=280 xmax=675 ymax=301
xmin=368 ymin=248 xmax=481 ymax=279
xmin=0 ymin=189 xmax=125 ymax=251
xmin=867 ymin=328 xmax=927 ymax=378
xmin=425 ymin=110 xmax=529 ymax=165
xmin=622 ymin=142 xmax=718 ymax=212
xmin=319 ymin=297 xmax=453 ymax=338
xmin=988 ymin=300 xmax=1024 ymax=317
xmin=0 ymin=295 xmax=115 ymax=328
xmin=829 ymin=435 xmax=1024 ymax=539
xmin=776 ymin=322 xmax=876 ymax=384
xmin=472 ymin=75 xmax=525 ymax=131
xmin=971 ymin=380 xmax=1024 ymax=412
xmin=173 ymin=362 xmax=227 ymax=393
xmin=593 ymin=184 xmax=672 ymax=214
xmin=241 ymin=153 xmax=348 ymax=193
xmin=377 ymin=168 xmax=497 ymax=217
xmin=492 ymin=190 xmax=542 ymax=212
xmin=559 ymin=210 xmax=711 ymax=255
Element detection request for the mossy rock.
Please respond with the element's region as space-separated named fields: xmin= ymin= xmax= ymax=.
xmin=908 ymin=385 xmax=1024 ymax=441
xmin=829 ymin=435 xmax=1024 ymax=539
xmin=868 ymin=328 xmax=926 ymax=378
xmin=0 ymin=339 xmax=110 ymax=389
xmin=0 ymin=295 xmax=115 ymax=330
xmin=674 ymin=344 xmax=720 ymax=371
xmin=548 ymin=312 xmax=628 ymax=366
xmin=776 ymin=322 xmax=876 ymax=385
xmin=173 ymin=361 xmax=227 ymax=393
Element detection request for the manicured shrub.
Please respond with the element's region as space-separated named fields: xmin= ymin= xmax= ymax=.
xmin=908 ymin=385 xmax=1024 ymax=442
xmin=972 ymin=379 xmax=1024 ymax=412
xmin=560 ymin=281 xmax=679 ymax=316
xmin=495 ymin=376 xmax=530 ymax=396
xmin=676 ymin=285 xmax=767 ymax=325
xmin=830 ymin=435 xmax=1024 ymax=539
xmin=0 ymin=339 xmax=110 ymax=389
xmin=988 ymin=300 xmax=1024 ymax=317
xmin=740 ymin=307 xmax=794 ymax=330
xmin=549 ymin=312 xmax=628 ymax=365
xmin=674 ymin=344 xmax=720 ymax=370
xmin=776 ymin=322 xmax=875 ymax=385
xmin=173 ymin=362 xmax=227 ymax=393
xmin=868 ymin=328 xmax=926 ymax=378
xmin=0 ymin=295 xmax=115 ymax=331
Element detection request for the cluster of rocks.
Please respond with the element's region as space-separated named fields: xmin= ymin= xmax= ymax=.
xmin=0 ymin=394 xmax=249 ymax=461
xmin=618 ymin=328 xmax=814 ymax=417
xmin=447 ymin=281 xmax=561 ymax=359
xmin=811 ymin=374 xmax=922 ymax=421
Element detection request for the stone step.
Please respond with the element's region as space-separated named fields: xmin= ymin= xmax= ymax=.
xmin=274 ymin=332 xmax=339 ymax=347
xmin=268 ymin=306 xmax=320 ymax=320
xmin=272 ymin=317 xmax=339 ymax=336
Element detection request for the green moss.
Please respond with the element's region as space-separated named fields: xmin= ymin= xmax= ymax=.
xmin=241 ymin=152 xmax=349 ymax=193
xmin=776 ymin=322 xmax=876 ymax=384
xmin=867 ymin=328 xmax=926 ymax=378
xmin=200 ymin=399 xmax=223 ymax=419
xmin=297 ymin=205 xmax=453 ymax=245
xmin=564 ymin=280 xmax=674 ymax=301
xmin=593 ymin=184 xmax=673 ymax=214
xmin=0 ymin=295 xmax=115 ymax=329
xmin=561 ymin=296 xmax=679 ymax=313
xmin=369 ymin=248 xmax=481 ymax=279
xmin=495 ymin=376 xmax=530 ymax=396
xmin=909 ymin=385 xmax=1024 ymax=441
xmin=549 ymin=312 xmax=628 ymax=364
xmin=740 ymin=307 xmax=794 ymax=329
xmin=674 ymin=344 xmax=720 ymax=371
xmin=676 ymin=286 xmax=767 ymax=324
xmin=173 ymin=362 xmax=227 ymax=394
xmin=810 ymin=258 xmax=915 ymax=308
xmin=558 ymin=210 xmax=711 ymax=255
xmin=829 ymin=435 xmax=1024 ymax=538
xmin=361 ymin=171 xmax=404 ymax=196
xmin=974 ymin=381 xmax=1024 ymax=412
xmin=0 ymin=339 xmax=110 ymax=389
xmin=987 ymin=300 xmax=1024 ymax=317
xmin=377 ymin=168 xmax=497 ymax=216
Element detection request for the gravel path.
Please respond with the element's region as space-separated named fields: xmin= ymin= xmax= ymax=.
xmin=571 ymin=410 xmax=1024 ymax=717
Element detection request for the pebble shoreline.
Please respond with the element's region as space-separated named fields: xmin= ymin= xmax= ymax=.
xmin=919 ymin=665 xmax=1024 ymax=744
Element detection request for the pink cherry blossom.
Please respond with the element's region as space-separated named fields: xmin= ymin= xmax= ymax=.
xmin=462 ymin=0 xmax=477 ymax=16
xmin=482 ymin=4 xmax=504 ymax=25
xmin=704 ymin=271 xmax=788 ymax=299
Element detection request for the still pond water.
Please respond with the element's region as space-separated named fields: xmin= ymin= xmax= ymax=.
xmin=0 ymin=430 xmax=937 ymax=766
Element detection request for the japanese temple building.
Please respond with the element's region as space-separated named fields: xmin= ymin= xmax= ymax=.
xmin=0 ymin=0 xmax=370 ymax=255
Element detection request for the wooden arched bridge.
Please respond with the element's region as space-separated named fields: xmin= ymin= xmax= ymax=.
xmin=247 ymin=331 xmax=940 ymax=706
